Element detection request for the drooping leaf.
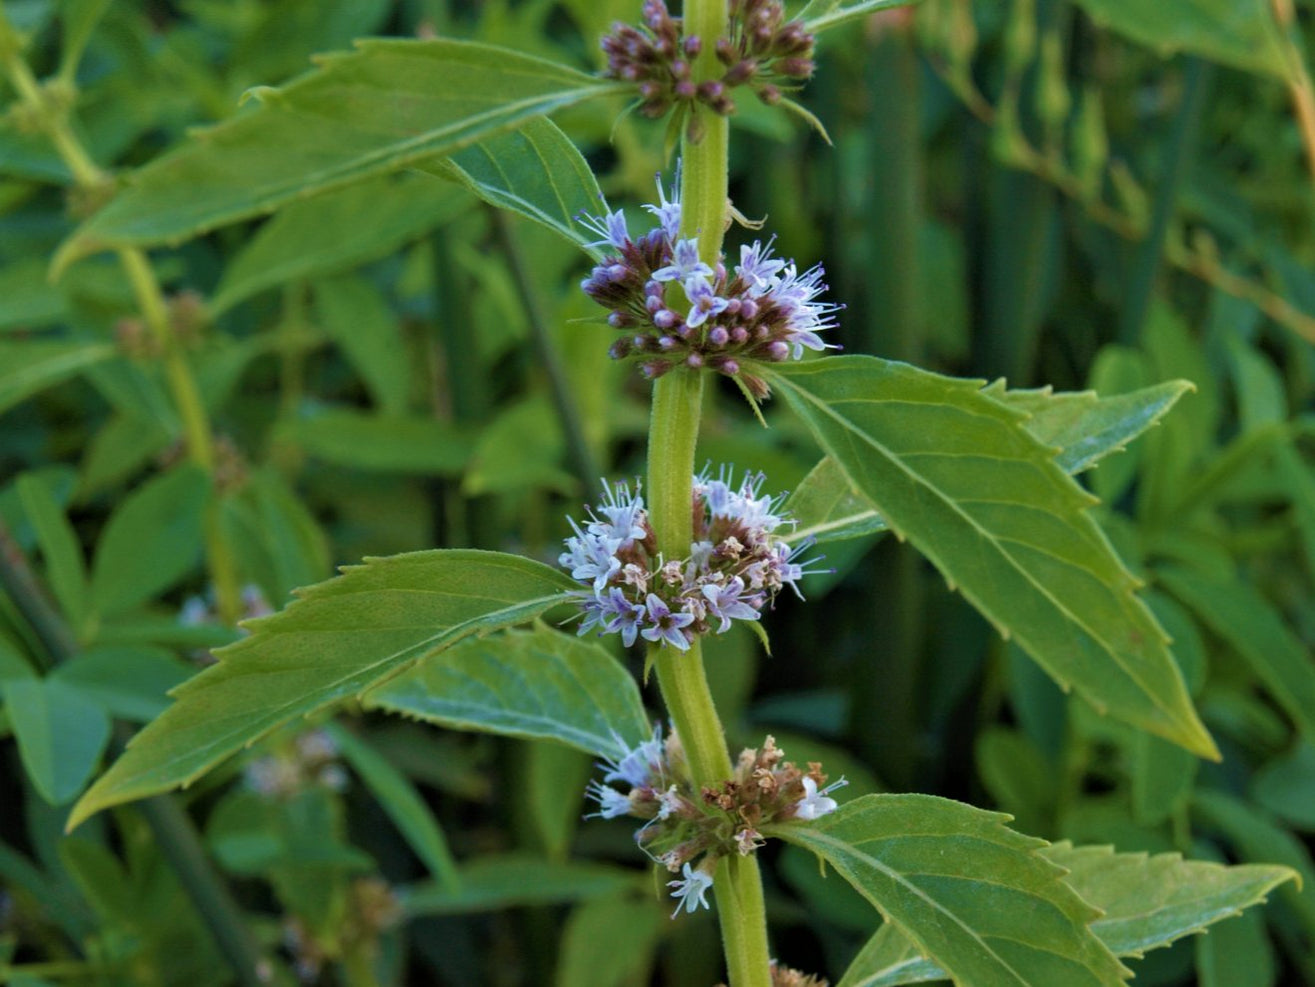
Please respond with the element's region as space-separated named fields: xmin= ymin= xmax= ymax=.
xmin=765 ymin=793 xmax=1129 ymax=986
xmin=210 ymin=172 xmax=466 ymax=315
xmin=4 ymin=677 xmax=111 ymax=805
xmin=984 ymin=379 xmax=1192 ymax=475
xmin=837 ymin=842 xmax=1297 ymax=985
xmin=403 ymin=855 xmax=639 ymax=915
xmin=55 ymin=39 xmax=622 ymax=268
xmin=89 ymin=464 xmax=211 ymax=618
xmin=788 ymin=379 xmax=1191 ymax=544
xmin=767 ymin=357 xmax=1217 ymax=759
xmin=1157 ymin=566 xmax=1315 ymax=742
xmin=366 ymin=624 xmax=650 ymax=761
xmin=326 ymin=724 xmax=460 ymax=891
xmin=0 ymin=340 xmax=116 ymax=415
xmin=417 ymin=116 xmax=604 ymax=257
xmin=68 ymin=551 xmax=577 ymax=828
xmin=1069 ymin=0 xmax=1291 ymax=81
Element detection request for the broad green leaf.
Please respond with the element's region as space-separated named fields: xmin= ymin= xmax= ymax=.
xmin=836 ymin=923 xmax=944 ymax=987
xmin=1069 ymin=0 xmax=1290 ymax=80
xmin=0 ymin=341 xmax=116 ymax=415
xmin=326 ymin=723 xmax=460 ymax=891
xmin=403 ymin=855 xmax=638 ymax=915
xmin=764 ymin=793 xmax=1129 ymax=986
xmin=417 ymin=116 xmax=604 ymax=257
xmin=89 ymin=464 xmax=211 ymax=618
xmin=52 ymin=646 xmax=190 ymax=722
xmin=1191 ymin=789 xmax=1315 ymax=932
xmin=78 ymin=412 xmax=176 ymax=496
xmin=526 ymin=741 xmax=592 ymax=860
xmin=279 ymin=407 xmax=472 ymax=475
xmin=56 ymin=0 xmax=111 ymax=82
xmin=767 ymin=357 xmax=1217 ymax=759
xmin=312 ymin=276 xmax=411 ymax=416
xmin=462 ymin=397 xmax=575 ymax=497
xmin=1196 ymin=902 xmax=1275 ymax=987
xmin=1157 ymin=566 xmax=1315 ymax=741
xmin=555 ymin=895 xmax=664 ymax=987
xmin=247 ymin=468 xmax=330 ymax=601
xmin=788 ymin=380 xmax=1191 ymax=544
xmin=839 ymin=842 xmax=1297 ymax=985
xmin=4 ymin=677 xmax=111 ymax=804
xmin=210 ymin=173 xmax=466 ymax=315
xmin=801 ymin=0 xmax=918 ymax=35
xmin=367 ymin=624 xmax=650 ymax=761
xmin=55 ymin=39 xmax=622 ymax=268
xmin=0 ymin=257 xmax=68 ymax=331
xmin=984 ymin=379 xmax=1192 ymax=475
xmin=69 ymin=551 xmax=576 ymax=828
xmin=1044 ymin=842 xmax=1296 ymax=958
xmin=16 ymin=473 xmax=88 ymax=633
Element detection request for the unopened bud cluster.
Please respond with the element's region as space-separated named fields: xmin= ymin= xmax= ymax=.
xmin=561 ymin=470 xmax=817 ymax=652
xmin=586 ymin=730 xmax=846 ymax=917
xmin=244 ymin=729 xmax=348 ymax=800
xmin=601 ymin=0 xmax=815 ymax=121
xmin=580 ymin=171 xmax=839 ymax=397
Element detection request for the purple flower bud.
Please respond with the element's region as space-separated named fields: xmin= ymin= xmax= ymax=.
xmin=731 ymin=326 xmax=749 ymax=344
xmin=683 ymin=35 xmax=702 ymax=57
xmin=674 ymin=79 xmax=696 ymax=100
xmin=719 ymin=358 xmax=740 ymax=375
xmin=654 ymin=308 xmax=677 ymax=329
xmin=707 ymin=325 xmax=729 ymax=346
xmin=686 ymin=352 xmax=704 ymax=368
xmin=765 ymin=340 xmax=789 ymax=361
xmin=740 ymin=299 xmax=759 ymax=319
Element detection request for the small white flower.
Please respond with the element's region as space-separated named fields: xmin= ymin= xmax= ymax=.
xmin=667 ymin=862 xmax=714 ymax=917
xmin=656 ymin=784 xmax=684 ymax=820
xmin=585 ymin=781 xmax=633 ymax=819
xmin=794 ymin=776 xmax=847 ymax=820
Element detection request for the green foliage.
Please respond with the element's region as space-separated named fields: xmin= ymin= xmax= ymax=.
xmin=769 ymin=357 xmax=1215 ymax=758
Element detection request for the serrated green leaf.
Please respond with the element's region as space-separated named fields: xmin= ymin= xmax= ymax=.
xmin=210 ymin=173 xmax=466 ymax=315
xmin=403 ymin=855 xmax=639 ymax=915
xmin=417 ymin=116 xmax=604 ymax=257
xmin=984 ymin=379 xmax=1192 ymax=475
xmin=4 ymin=677 xmax=110 ymax=804
xmin=326 ymin=723 xmax=460 ymax=891
xmin=68 ymin=551 xmax=577 ymax=828
xmin=839 ymin=842 xmax=1296 ymax=985
xmin=765 ymin=793 xmax=1128 ymax=987
xmin=366 ymin=624 xmax=649 ymax=760
xmin=767 ymin=357 xmax=1217 ymax=759
xmin=1157 ymin=566 xmax=1315 ymax=742
xmin=279 ymin=407 xmax=472 ymax=475
xmin=0 ymin=340 xmax=116 ymax=415
xmin=55 ymin=39 xmax=622 ymax=268
xmin=89 ymin=464 xmax=211 ymax=618
xmin=788 ymin=379 xmax=1190 ymax=544
xmin=1069 ymin=0 xmax=1291 ymax=80
xmin=16 ymin=472 xmax=88 ymax=633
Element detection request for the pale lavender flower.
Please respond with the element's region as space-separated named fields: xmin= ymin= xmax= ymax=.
xmin=683 ymin=276 xmax=729 ymax=329
xmin=602 ymin=727 xmax=665 ymax=787
xmin=653 ymin=238 xmax=714 ymax=284
xmin=601 ymin=587 xmax=647 ymax=647
xmin=641 ymin=593 xmax=695 ymax=650
xmin=668 ymin=862 xmax=714 ymax=917
xmin=580 ymin=205 xmax=631 ymax=250
xmin=643 ymin=165 xmax=682 ymax=242
xmin=586 ymin=780 xmax=633 ymax=819
xmin=701 ymin=577 xmax=762 ymax=633
xmin=735 ymin=239 xmax=786 ymax=295
xmin=794 ymin=776 xmax=848 ymax=820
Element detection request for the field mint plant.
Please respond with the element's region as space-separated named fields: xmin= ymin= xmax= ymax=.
xmin=2 ymin=1 xmax=1311 ymax=985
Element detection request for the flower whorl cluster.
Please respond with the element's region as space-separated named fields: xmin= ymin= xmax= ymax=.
xmin=586 ymin=730 xmax=845 ymax=917
xmin=580 ymin=172 xmax=839 ymax=397
xmin=602 ymin=0 xmax=815 ymax=121
xmin=560 ymin=470 xmax=815 ymax=652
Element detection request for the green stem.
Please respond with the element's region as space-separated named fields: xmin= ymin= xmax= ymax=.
xmin=641 ymin=1 xmax=771 ymax=980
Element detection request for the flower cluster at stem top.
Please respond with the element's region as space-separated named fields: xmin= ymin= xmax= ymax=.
xmin=586 ymin=729 xmax=846 ymax=917
xmin=580 ymin=168 xmax=840 ymax=398
xmin=560 ymin=470 xmax=818 ymax=651
xmin=601 ymin=0 xmax=815 ymax=123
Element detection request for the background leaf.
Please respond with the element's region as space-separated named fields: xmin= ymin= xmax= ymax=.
xmin=69 ymin=551 xmax=577 ymax=827
xmin=3 ymin=677 xmax=110 ymax=804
